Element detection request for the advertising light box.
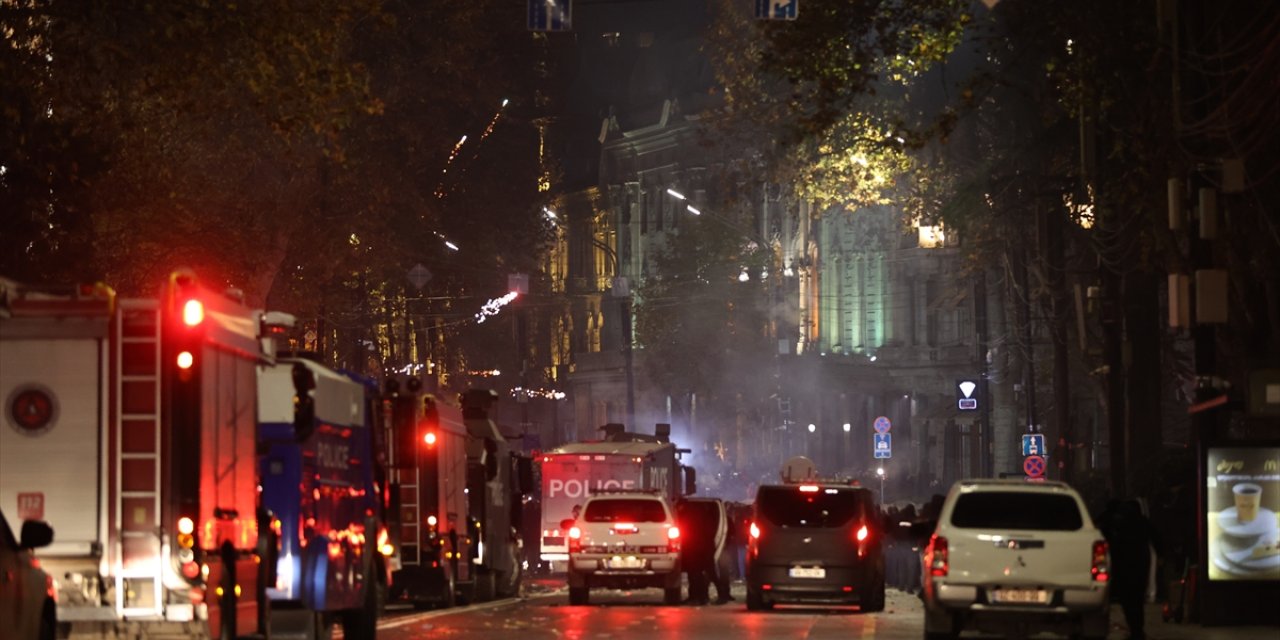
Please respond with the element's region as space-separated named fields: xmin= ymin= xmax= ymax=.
xmin=1206 ymin=447 xmax=1280 ymax=581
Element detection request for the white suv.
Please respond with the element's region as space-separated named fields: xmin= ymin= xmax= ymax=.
xmin=921 ymin=480 xmax=1110 ymax=639
xmin=566 ymin=491 xmax=682 ymax=605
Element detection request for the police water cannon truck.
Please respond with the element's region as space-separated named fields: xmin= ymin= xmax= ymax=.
xmin=256 ymin=311 xmax=392 ymax=640
xmin=537 ymin=423 xmax=697 ymax=568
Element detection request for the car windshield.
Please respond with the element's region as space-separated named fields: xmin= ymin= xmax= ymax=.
xmin=756 ymin=486 xmax=865 ymax=528
xmin=583 ymin=498 xmax=667 ymax=523
xmin=949 ymin=492 xmax=1084 ymax=530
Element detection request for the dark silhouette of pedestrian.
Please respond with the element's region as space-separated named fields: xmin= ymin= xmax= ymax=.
xmin=1099 ymin=498 xmax=1162 ymax=640
xmin=677 ymin=500 xmax=716 ymax=604
xmin=713 ymin=506 xmax=735 ymax=604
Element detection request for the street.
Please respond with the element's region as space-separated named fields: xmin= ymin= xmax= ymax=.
xmin=361 ymin=581 xmax=1280 ymax=640
xmin=371 ymin=584 xmax=922 ymax=640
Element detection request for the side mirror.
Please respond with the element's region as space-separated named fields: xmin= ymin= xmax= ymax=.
xmin=560 ymin=519 xmax=576 ymax=531
xmin=20 ymin=520 xmax=54 ymax=549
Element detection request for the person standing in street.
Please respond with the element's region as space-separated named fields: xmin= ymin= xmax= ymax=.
xmin=712 ymin=503 xmax=734 ymax=604
xmin=1099 ymin=498 xmax=1162 ymax=640
xmin=677 ymin=500 xmax=713 ymax=604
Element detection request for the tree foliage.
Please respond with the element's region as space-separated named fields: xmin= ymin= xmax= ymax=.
xmin=2 ymin=0 xmax=386 ymax=293
xmin=705 ymin=0 xmax=969 ymax=213
xmin=1 ymin=0 xmax=550 ymax=378
xmin=634 ymin=214 xmax=775 ymax=403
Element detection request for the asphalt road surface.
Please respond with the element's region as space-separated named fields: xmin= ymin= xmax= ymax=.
xmin=362 ymin=581 xmax=1279 ymax=640
xmin=372 ymin=584 xmax=938 ymax=640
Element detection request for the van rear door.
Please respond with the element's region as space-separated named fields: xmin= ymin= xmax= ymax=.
xmin=754 ymin=486 xmax=870 ymax=568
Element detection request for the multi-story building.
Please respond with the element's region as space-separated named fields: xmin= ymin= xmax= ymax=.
xmin=537 ymin=2 xmax=1072 ymax=502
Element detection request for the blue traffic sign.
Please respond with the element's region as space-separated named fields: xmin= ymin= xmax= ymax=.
xmin=755 ymin=0 xmax=798 ymax=21
xmin=1021 ymin=434 xmax=1045 ymax=457
xmin=873 ymin=415 xmax=892 ymax=434
xmin=528 ymin=0 xmax=572 ymax=32
xmin=873 ymin=433 xmax=892 ymax=459
xmin=1023 ymin=454 xmax=1046 ymax=478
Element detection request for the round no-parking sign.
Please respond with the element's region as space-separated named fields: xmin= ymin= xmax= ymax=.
xmin=1023 ymin=455 xmax=1046 ymax=478
xmin=873 ymin=416 xmax=892 ymax=434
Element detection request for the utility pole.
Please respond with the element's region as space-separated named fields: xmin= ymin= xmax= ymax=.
xmin=975 ymin=269 xmax=993 ymax=477
xmin=620 ymin=280 xmax=635 ymax=427
xmin=1017 ymin=240 xmax=1039 ymax=437
xmin=1045 ymin=200 xmax=1073 ymax=484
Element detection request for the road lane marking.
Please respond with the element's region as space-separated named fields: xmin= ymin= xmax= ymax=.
xmin=862 ymin=613 xmax=876 ymax=638
xmin=378 ymin=591 xmax=565 ymax=630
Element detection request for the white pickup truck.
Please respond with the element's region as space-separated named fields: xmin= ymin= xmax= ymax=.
xmin=921 ymin=479 xmax=1110 ymax=639
xmin=565 ymin=491 xmax=683 ymax=605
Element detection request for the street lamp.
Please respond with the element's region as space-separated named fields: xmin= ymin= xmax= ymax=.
xmin=807 ymin=423 xmax=816 ymax=433
xmin=876 ymin=466 xmax=885 ymax=505
xmin=590 ymin=237 xmax=634 ymax=427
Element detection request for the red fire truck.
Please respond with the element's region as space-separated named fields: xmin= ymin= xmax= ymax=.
xmin=385 ymin=383 xmax=531 ymax=607
xmin=0 ymin=271 xmax=265 ymax=638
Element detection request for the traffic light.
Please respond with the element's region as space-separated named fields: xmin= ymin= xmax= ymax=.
xmin=420 ymin=395 xmax=441 ymax=529
xmin=420 ymin=396 xmax=440 ymax=456
xmin=390 ymin=393 xmax=418 ymax=468
xmin=165 ymin=270 xmax=206 ymax=383
xmin=162 ymin=270 xmax=206 ymax=558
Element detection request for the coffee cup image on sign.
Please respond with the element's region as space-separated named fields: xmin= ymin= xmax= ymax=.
xmin=1234 ymin=483 xmax=1263 ymax=524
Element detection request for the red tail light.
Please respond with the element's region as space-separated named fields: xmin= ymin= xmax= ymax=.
xmin=1091 ymin=539 xmax=1109 ymax=582
xmin=855 ymin=525 xmax=869 ymax=542
xmin=667 ymin=525 xmax=681 ymax=552
xmin=749 ymin=522 xmax=760 ymax=539
xmin=925 ymin=534 xmax=949 ymax=577
xmin=568 ymin=526 xmax=582 ymax=553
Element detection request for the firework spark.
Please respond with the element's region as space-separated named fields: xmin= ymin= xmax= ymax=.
xmin=478 ymin=99 xmax=509 ymax=143
xmin=475 ymin=291 xmax=519 ymax=324
xmin=434 ymin=135 xmax=469 ymax=198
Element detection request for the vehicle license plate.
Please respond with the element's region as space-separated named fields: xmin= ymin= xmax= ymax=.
xmin=608 ymin=556 xmax=645 ymax=569
xmin=991 ymin=588 xmax=1048 ymax=604
xmin=788 ymin=566 xmax=826 ymax=579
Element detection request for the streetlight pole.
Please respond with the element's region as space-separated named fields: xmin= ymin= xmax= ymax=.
xmin=591 ymin=237 xmax=635 ymax=427
xmin=876 ymin=466 xmax=886 ymax=505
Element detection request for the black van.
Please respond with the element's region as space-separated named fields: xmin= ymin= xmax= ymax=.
xmin=745 ymin=482 xmax=885 ymax=611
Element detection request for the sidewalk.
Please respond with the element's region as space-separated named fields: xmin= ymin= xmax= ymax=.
xmin=1134 ymin=603 xmax=1279 ymax=640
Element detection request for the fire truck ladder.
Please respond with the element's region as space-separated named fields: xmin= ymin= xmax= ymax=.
xmin=114 ymin=299 xmax=165 ymax=618
xmin=398 ymin=467 xmax=421 ymax=566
